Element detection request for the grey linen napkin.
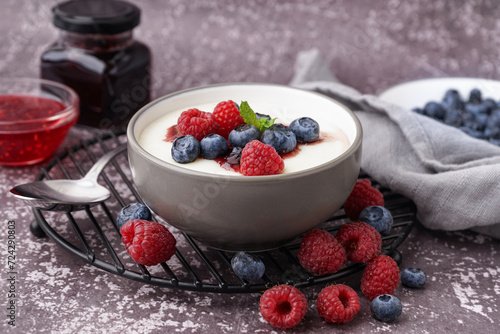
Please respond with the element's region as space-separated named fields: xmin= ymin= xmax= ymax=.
xmin=290 ymin=49 xmax=500 ymax=238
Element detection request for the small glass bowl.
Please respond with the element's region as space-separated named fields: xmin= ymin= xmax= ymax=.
xmin=0 ymin=78 xmax=79 ymax=166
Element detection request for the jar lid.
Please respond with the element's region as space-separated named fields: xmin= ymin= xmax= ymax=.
xmin=52 ymin=0 xmax=141 ymax=34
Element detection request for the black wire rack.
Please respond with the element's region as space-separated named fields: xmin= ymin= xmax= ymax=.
xmin=30 ymin=131 xmax=416 ymax=293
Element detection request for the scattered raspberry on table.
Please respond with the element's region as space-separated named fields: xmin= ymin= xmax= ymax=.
xmin=336 ymin=221 xmax=382 ymax=263
xmin=343 ymin=179 xmax=384 ymax=221
xmin=259 ymin=284 xmax=308 ymax=329
xmin=361 ymin=254 xmax=400 ymax=300
xmin=297 ymin=229 xmax=347 ymax=275
xmin=316 ymin=284 xmax=361 ymax=324
xmin=120 ymin=219 xmax=176 ymax=266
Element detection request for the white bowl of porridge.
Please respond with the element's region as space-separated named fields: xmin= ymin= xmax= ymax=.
xmin=127 ymin=83 xmax=362 ymax=251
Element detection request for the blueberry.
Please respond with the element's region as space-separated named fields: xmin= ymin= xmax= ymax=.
xmin=485 ymin=112 xmax=500 ymax=139
xmin=116 ymin=203 xmax=151 ymax=229
xmin=255 ymin=112 xmax=271 ymax=121
xmin=483 ymin=127 xmax=500 ymax=139
xmin=171 ymin=135 xmax=200 ymax=163
xmin=261 ymin=124 xmax=297 ymax=154
xmin=460 ymin=126 xmax=484 ymax=139
xmin=226 ymin=146 xmax=242 ymax=165
xmin=370 ymin=294 xmax=402 ymax=323
xmin=465 ymin=103 xmax=489 ymax=115
xmin=474 ymin=113 xmax=489 ymax=130
xmin=423 ymin=101 xmax=445 ymax=120
xmin=468 ymin=88 xmax=482 ymax=104
xmin=443 ymin=108 xmax=462 ymax=127
xmin=200 ymin=133 xmax=229 ymax=159
xmin=481 ymin=98 xmax=497 ymax=112
xmin=490 ymin=108 xmax=500 ymax=121
xmin=412 ymin=107 xmax=425 ymax=115
xmin=489 ymin=138 xmax=500 ymax=146
xmin=442 ymin=89 xmax=464 ymax=111
xmin=231 ymin=251 xmax=265 ymax=281
xmin=461 ymin=111 xmax=474 ymax=124
xmin=401 ymin=267 xmax=427 ymax=288
xmin=289 ymin=117 xmax=320 ymax=143
xmin=358 ymin=205 xmax=393 ymax=234
xmin=228 ymin=124 xmax=260 ymax=148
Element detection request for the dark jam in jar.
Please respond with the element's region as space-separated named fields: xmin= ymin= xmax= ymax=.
xmin=41 ymin=0 xmax=151 ymax=130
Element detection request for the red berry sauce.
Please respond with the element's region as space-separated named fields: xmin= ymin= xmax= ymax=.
xmin=0 ymin=95 xmax=77 ymax=166
xmin=164 ymin=125 xmax=178 ymax=142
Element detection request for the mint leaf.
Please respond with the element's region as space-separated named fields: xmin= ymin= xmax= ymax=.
xmin=259 ymin=116 xmax=276 ymax=131
xmin=239 ymin=101 xmax=276 ymax=132
xmin=239 ymin=101 xmax=258 ymax=127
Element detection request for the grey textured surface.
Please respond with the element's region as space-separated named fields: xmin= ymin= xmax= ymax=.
xmin=1 ymin=1 xmax=499 ymax=333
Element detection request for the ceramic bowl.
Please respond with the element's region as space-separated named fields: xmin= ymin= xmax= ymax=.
xmin=127 ymin=83 xmax=362 ymax=251
xmin=0 ymin=78 xmax=79 ymax=166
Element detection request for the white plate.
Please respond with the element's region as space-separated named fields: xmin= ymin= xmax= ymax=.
xmin=378 ymin=77 xmax=500 ymax=109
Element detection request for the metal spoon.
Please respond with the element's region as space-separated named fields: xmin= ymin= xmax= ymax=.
xmin=10 ymin=144 xmax=127 ymax=211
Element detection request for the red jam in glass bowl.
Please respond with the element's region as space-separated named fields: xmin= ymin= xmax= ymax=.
xmin=0 ymin=78 xmax=79 ymax=166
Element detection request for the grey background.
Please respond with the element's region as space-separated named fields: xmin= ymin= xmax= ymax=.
xmin=1 ymin=1 xmax=499 ymax=333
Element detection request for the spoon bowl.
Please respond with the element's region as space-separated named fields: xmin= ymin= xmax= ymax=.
xmin=10 ymin=145 xmax=126 ymax=211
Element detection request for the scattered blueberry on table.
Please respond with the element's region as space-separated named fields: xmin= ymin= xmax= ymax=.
xmin=370 ymin=294 xmax=403 ymax=323
xmin=358 ymin=205 xmax=394 ymax=234
xmin=231 ymin=251 xmax=266 ymax=281
xmin=401 ymin=267 xmax=427 ymax=288
xmin=116 ymin=203 xmax=152 ymax=229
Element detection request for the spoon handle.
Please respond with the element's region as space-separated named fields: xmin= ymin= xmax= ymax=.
xmin=83 ymin=144 xmax=127 ymax=181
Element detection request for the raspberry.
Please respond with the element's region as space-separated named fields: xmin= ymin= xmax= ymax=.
xmin=316 ymin=284 xmax=360 ymax=324
xmin=176 ymin=108 xmax=219 ymax=141
xmin=343 ymin=179 xmax=384 ymax=221
xmin=336 ymin=221 xmax=382 ymax=263
xmin=240 ymin=140 xmax=285 ymax=176
xmin=213 ymin=100 xmax=245 ymax=138
xmin=297 ymin=229 xmax=347 ymax=275
xmin=361 ymin=254 xmax=400 ymax=300
xmin=120 ymin=219 xmax=176 ymax=266
xmin=259 ymin=285 xmax=307 ymax=329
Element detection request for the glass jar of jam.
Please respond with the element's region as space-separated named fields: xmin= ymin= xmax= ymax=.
xmin=41 ymin=0 xmax=151 ymax=130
